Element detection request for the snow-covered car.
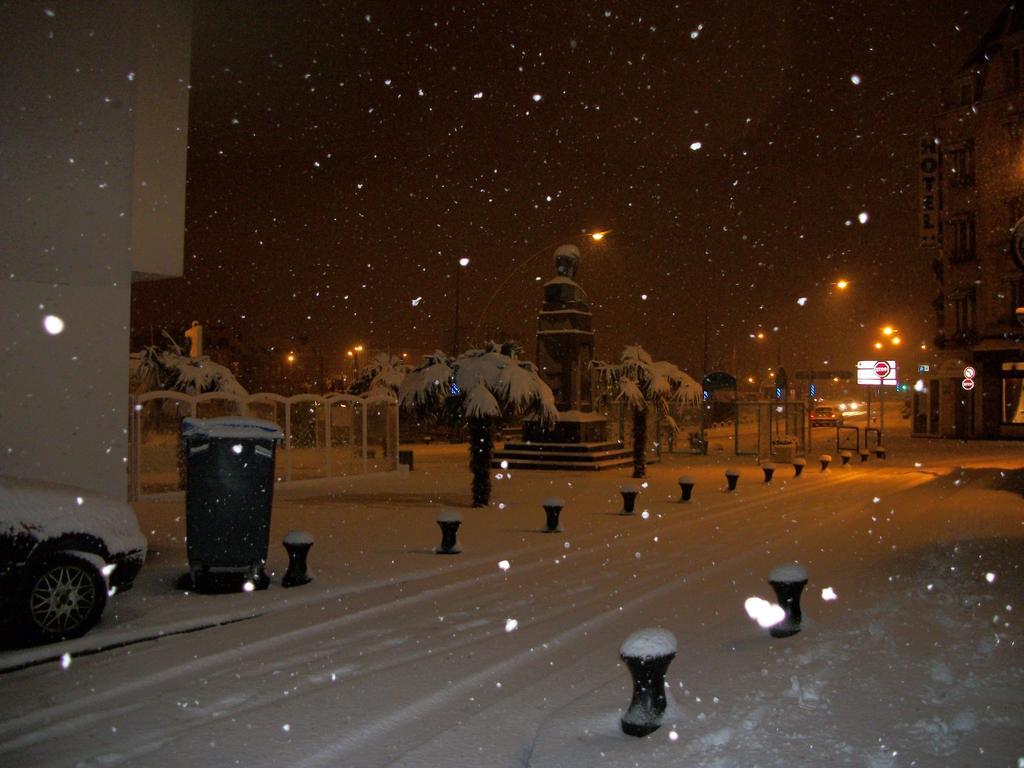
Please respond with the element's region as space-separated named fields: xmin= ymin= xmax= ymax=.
xmin=809 ymin=406 xmax=843 ymax=427
xmin=0 ymin=477 xmax=147 ymax=644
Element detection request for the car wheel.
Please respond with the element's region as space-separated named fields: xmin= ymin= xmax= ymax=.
xmin=19 ymin=552 xmax=108 ymax=644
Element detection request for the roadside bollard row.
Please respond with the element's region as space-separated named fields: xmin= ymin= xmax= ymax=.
xmin=432 ymin=449 xmax=890 ymax=555
xmin=621 ymin=561 xmax=809 ymax=738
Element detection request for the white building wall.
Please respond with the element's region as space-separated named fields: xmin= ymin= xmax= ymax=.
xmin=0 ymin=1 xmax=191 ymax=498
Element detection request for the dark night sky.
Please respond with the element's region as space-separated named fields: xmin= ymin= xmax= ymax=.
xmin=132 ymin=0 xmax=1005 ymax=381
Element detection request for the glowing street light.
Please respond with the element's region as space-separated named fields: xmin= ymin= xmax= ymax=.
xmin=836 ymin=278 xmax=849 ymax=290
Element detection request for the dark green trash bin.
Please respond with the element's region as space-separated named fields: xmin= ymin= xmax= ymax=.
xmin=182 ymin=417 xmax=284 ymax=592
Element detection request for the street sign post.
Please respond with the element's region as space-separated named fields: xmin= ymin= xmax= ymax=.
xmin=962 ymin=378 xmax=975 ymax=391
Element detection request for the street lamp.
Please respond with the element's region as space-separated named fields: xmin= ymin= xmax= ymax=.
xmin=347 ymin=344 xmax=364 ymax=372
xmin=471 ymin=230 xmax=609 ymax=341
xmin=453 ymin=257 xmax=470 ymax=356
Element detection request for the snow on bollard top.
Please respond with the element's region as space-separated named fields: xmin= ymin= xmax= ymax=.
xmin=678 ymin=475 xmax=695 ymax=484
xmin=283 ymin=530 xmax=314 ymax=545
xmin=619 ymin=485 xmax=639 ymax=493
xmin=436 ymin=510 xmax=462 ymax=523
xmin=840 ymin=450 xmax=853 ymax=458
xmin=769 ymin=562 xmax=808 ymax=583
xmin=620 ymin=627 xmax=677 ymax=659
xmin=725 ymin=468 xmax=739 ymax=477
xmin=819 ymin=454 xmax=832 ymax=462
xmin=541 ymin=497 xmax=565 ymax=508
xmin=793 ymin=457 xmax=806 ymax=465
xmin=762 ymin=462 xmax=775 ymax=470
xmin=620 ymin=628 xmax=677 ymax=661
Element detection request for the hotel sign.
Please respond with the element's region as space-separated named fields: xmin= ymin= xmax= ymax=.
xmin=919 ymin=136 xmax=940 ymax=248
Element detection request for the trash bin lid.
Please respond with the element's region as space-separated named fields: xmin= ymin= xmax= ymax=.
xmin=181 ymin=416 xmax=284 ymax=441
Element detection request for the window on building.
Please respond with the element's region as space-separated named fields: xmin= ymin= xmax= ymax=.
xmin=952 ymin=288 xmax=977 ymax=338
xmin=1003 ymin=367 xmax=1024 ymax=424
xmin=946 ymin=144 xmax=975 ymax=187
xmin=1007 ymin=277 xmax=1024 ymax=323
xmin=948 ymin=215 xmax=976 ymax=262
xmin=958 ymin=77 xmax=974 ymax=106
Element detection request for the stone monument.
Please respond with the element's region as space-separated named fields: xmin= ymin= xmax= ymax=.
xmin=494 ymin=245 xmax=630 ymax=470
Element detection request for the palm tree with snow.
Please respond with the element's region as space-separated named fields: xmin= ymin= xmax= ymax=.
xmin=400 ymin=342 xmax=557 ymax=507
xmin=348 ymin=352 xmax=407 ymax=396
xmin=593 ymin=345 xmax=699 ymax=478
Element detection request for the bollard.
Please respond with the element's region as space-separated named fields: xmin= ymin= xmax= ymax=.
xmin=541 ymin=496 xmax=565 ymax=532
xmin=819 ymin=454 xmax=831 ymax=471
xmin=793 ymin=457 xmax=806 ymax=477
xmin=768 ymin=562 xmax=808 ymax=638
xmin=725 ymin=468 xmax=739 ymax=491
xmin=677 ymin=476 xmax=695 ymax=502
xmin=282 ymin=530 xmax=314 ymax=587
xmin=620 ymin=627 xmax=677 ymax=737
xmin=839 ymin=450 xmax=852 ymax=466
xmin=619 ymin=485 xmax=640 ymax=515
xmin=875 ymin=446 xmax=886 ymax=459
xmin=762 ymin=462 xmax=775 ymax=483
xmin=435 ymin=510 xmax=462 ymax=554
xmin=859 ymin=449 xmax=870 ymax=463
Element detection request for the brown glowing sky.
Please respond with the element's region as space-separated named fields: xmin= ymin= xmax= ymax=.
xmin=132 ymin=0 xmax=1004 ymax=381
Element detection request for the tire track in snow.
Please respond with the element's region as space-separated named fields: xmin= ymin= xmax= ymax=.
xmin=0 ymin=469 xmax=905 ymax=761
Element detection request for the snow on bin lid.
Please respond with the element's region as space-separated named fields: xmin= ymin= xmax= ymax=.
xmin=769 ymin=562 xmax=808 ymax=583
xmin=437 ymin=510 xmax=462 ymax=523
xmin=620 ymin=627 xmax=677 ymax=659
xmin=541 ymin=497 xmax=565 ymax=508
xmin=284 ymin=530 xmax=314 ymax=545
xmin=181 ymin=417 xmax=284 ymax=441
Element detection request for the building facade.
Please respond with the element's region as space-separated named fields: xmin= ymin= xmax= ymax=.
xmin=915 ymin=2 xmax=1024 ymax=440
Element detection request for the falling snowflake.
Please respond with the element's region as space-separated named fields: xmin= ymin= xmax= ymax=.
xmin=498 ymin=560 xmax=510 ymax=571
xmin=60 ymin=653 xmax=72 ymax=670
xmin=821 ymin=587 xmax=838 ymax=601
xmin=850 ymin=73 xmax=862 ymax=85
xmin=690 ymin=141 xmax=702 ymax=151
xmin=505 ymin=618 xmax=519 ymax=632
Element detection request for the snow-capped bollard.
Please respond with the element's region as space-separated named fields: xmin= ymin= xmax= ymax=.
xmin=620 ymin=628 xmax=677 ymax=737
xmin=435 ymin=510 xmax=462 ymax=554
xmin=839 ymin=450 xmax=852 ymax=466
xmin=768 ymin=562 xmax=808 ymax=638
xmin=677 ymin=476 xmax=695 ymax=502
xmin=762 ymin=462 xmax=775 ymax=483
xmin=725 ymin=468 xmax=740 ymax=491
xmin=793 ymin=457 xmax=806 ymax=477
xmin=619 ymin=485 xmax=640 ymax=515
xmin=859 ymin=449 xmax=870 ymax=463
xmin=282 ymin=530 xmax=314 ymax=587
xmin=541 ymin=496 xmax=564 ymax=532
xmin=875 ymin=446 xmax=886 ymax=459
xmin=819 ymin=454 xmax=832 ymax=471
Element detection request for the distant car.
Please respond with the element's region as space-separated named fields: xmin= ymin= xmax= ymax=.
xmin=0 ymin=477 xmax=147 ymax=644
xmin=810 ymin=406 xmax=844 ymax=427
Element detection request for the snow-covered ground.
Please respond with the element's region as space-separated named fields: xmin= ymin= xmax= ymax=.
xmin=1 ymin=423 xmax=1022 ymax=768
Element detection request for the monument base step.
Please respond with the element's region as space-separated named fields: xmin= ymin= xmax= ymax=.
xmin=492 ymin=441 xmax=635 ymax=471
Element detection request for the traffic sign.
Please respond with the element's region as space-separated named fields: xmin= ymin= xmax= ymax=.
xmin=856 ymin=359 xmax=898 ymax=386
xmin=961 ymin=378 xmax=975 ymax=391
xmin=963 ymin=366 xmax=976 ymax=379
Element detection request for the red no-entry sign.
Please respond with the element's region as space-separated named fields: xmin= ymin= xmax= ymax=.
xmin=873 ymin=360 xmax=891 ymax=378
xmin=961 ymin=378 xmax=975 ymax=391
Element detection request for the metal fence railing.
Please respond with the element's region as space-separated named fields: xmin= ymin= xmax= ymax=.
xmin=128 ymin=391 xmax=399 ymax=500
